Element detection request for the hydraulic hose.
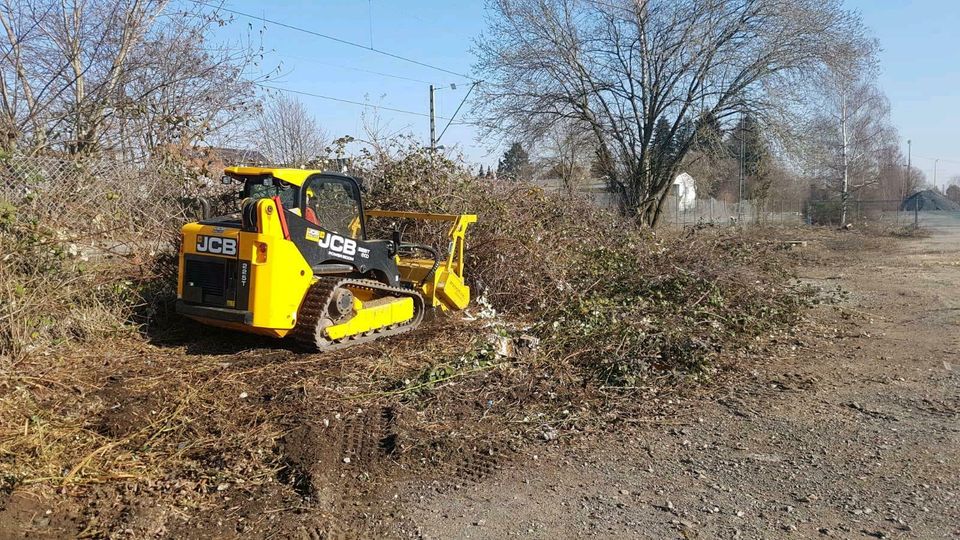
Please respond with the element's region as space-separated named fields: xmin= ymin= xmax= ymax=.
xmin=399 ymin=243 xmax=440 ymax=287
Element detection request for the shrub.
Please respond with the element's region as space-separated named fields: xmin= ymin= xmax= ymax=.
xmin=356 ymin=143 xmax=813 ymax=384
xmin=0 ymin=145 xmax=812 ymax=385
xmin=0 ymin=157 xmax=201 ymax=361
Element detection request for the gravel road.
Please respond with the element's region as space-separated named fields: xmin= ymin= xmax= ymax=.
xmin=401 ymin=227 xmax=960 ymax=539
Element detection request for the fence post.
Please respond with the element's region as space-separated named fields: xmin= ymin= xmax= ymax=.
xmin=914 ymin=199 xmax=919 ymax=228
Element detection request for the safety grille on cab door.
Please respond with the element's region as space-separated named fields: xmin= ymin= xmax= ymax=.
xmin=184 ymin=257 xmax=231 ymax=305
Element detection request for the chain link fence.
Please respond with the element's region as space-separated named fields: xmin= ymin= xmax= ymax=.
xmin=661 ymin=197 xmax=960 ymax=229
xmin=805 ymin=199 xmax=960 ymax=229
xmin=0 ymin=155 xmax=215 ymax=359
xmin=0 ymin=156 xmax=229 ymax=257
xmin=659 ymin=196 xmax=806 ymax=227
xmin=536 ymin=178 xmax=807 ymax=227
xmin=568 ymin=182 xmax=960 ymax=230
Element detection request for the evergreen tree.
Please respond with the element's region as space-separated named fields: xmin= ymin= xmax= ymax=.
xmin=651 ymin=118 xmax=677 ymax=164
xmin=726 ymin=114 xmax=771 ymax=200
xmin=497 ymin=142 xmax=531 ymax=179
xmin=692 ymin=111 xmax=724 ymax=157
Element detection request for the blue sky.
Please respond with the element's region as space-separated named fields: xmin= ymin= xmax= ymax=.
xmin=209 ymin=1 xmax=491 ymax=164
xmin=847 ymin=0 xmax=960 ymax=187
xmin=208 ymin=0 xmax=959 ymax=185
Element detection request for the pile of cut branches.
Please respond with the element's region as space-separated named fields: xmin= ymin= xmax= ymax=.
xmin=361 ymin=144 xmax=817 ymax=385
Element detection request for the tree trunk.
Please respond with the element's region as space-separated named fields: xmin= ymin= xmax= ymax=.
xmin=840 ymin=89 xmax=849 ymax=227
xmin=620 ymin=167 xmax=674 ymax=228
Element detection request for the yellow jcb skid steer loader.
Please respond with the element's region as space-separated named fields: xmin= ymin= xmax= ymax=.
xmin=175 ymin=167 xmax=476 ymax=351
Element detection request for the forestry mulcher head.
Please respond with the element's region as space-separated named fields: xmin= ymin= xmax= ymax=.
xmin=176 ymin=167 xmax=476 ymax=351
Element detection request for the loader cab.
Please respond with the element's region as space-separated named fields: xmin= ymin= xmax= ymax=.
xmin=236 ymin=172 xmax=366 ymax=240
xmin=300 ymin=174 xmax=365 ymax=240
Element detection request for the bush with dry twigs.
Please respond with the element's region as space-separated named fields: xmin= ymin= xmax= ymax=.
xmin=359 ymin=142 xmax=816 ymax=385
xmin=0 ymin=156 xmax=216 ymax=362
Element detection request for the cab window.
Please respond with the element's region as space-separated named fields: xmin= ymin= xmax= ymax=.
xmin=302 ymin=176 xmax=364 ymax=239
xmin=244 ymin=177 xmax=298 ymax=209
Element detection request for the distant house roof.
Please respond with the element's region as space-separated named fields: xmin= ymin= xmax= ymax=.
xmin=900 ymin=189 xmax=960 ymax=211
xmin=199 ymin=146 xmax=270 ymax=166
xmin=673 ymin=172 xmax=695 ymax=185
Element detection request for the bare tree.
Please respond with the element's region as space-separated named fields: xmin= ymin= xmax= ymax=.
xmin=541 ymin=120 xmax=592 ymax=193
xmin=117 ymin=7 xmax=264 ymax=159
xmin=800 ymin=77 xmax=896 ymax=221
xmin=0 ymin=0 xmax=262 ymax=157
xmin=253 ymin=92 xmax=327 ymax=167
xmin=0 ymin=0 xmax=62 ymax=152
xmin=474 ymin=0 xmax=872 ymax=225
xmin=818 ymin=66 xmax=890 ymax=224
xmin=871 ymin=140 xmax=912 ymax=201
xmin=946 ymin=179 xmax=960 ymax=204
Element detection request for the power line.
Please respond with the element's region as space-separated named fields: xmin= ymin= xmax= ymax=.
xmin=258 ymin=83 xmax=430 ymax=118
xmin=202 ymin=46 xmax=444 ymax=85
xmin=190 ymin=0 xmax=474 ymax=81
xmin=277 ymin=55 xmax=437 ymax=85
xmin=257 ymin=83 xmax=465 ymax=121
xmin=915 ymin=155 xmax=960 ymax=166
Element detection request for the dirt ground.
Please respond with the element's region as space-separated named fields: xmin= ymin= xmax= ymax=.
xmin=1 ymin=225 xmax=958 ymax=539
xmin=398 ymin=227 xmax=960 ymax=539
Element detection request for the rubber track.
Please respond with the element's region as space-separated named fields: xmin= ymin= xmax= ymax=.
xmin=291 ymin=276 xmax=425 ymax=352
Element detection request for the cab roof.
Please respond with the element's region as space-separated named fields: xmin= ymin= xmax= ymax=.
xmin=223 ymin=166 xmax=353 ymax=187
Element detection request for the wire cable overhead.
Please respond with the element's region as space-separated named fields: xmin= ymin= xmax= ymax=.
xmin=191 ymin=0 xmax=474 ymax=81
xmin=257 ymin=83 xmax=464 ymax=121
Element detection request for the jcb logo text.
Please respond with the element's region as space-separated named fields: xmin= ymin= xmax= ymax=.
xmin=318 ymin=233 xmax=357 ymax=257
xmin=196 ymin=235 xmax=237 ymax=256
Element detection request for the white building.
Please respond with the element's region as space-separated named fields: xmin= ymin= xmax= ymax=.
xmin=671 ymin=172 xmax=697 ymax=211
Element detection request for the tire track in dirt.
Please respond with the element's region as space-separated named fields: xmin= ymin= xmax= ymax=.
xmin=283 ymin=406 xmax=402 ymax=539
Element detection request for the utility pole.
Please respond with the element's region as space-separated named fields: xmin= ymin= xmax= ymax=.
xmin=934 ymin=158 xmax=939 ymax=191
xmin=907 ymin=139 xmax=916 ymax=227
xmin=368 ymin=0 xmax=374 ymax=48
xmin=429 ymin=84 xmax=436 ymax=150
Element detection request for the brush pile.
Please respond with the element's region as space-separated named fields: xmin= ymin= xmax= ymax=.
xmin=361 ymin=143 xmax=815 ymax=385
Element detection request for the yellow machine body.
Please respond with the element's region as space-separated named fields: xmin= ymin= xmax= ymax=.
xmin=364 ymin=210 xmax=477 ymax=311
xmin=325 ymin=296 xmax=415 ymax=340
xmin=176 ymin=167 xmax=476 ymax=348
xmin=179 ymin=197 xmax=312 ymax=337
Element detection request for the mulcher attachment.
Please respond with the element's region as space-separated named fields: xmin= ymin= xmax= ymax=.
xmin=291 ymin=277 xmax=425 ymax=352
